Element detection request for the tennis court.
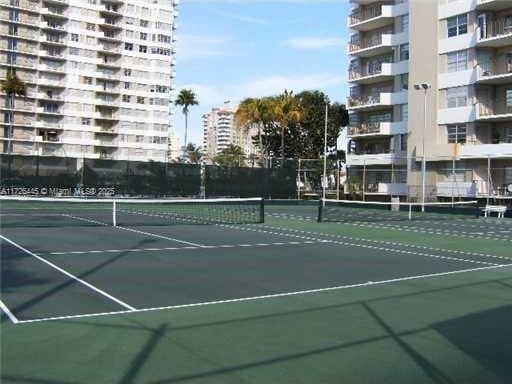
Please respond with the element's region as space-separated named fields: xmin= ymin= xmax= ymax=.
xmin=2 ymin=198 xmax=512 ymax=383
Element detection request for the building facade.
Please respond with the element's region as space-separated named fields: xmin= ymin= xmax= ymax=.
xmin=202 ymin=101 xmax=256 ymax=164
xmin=346 ymin=0 xmax=512 ymax=200
xmin=0 ymin=0 xmax=179 ymax=163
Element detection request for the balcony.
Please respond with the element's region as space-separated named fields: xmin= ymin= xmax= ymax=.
xmin=364 ymin=183 xmax=408 ymax=196
xmin=37 ymin=93 xmax=64 ymax=101
xmin=99 ymin=5 xmax=122 ymax=16
xmin=346 ymin=151 xmax=407 ymax=166
xmin=348 ymin=2 xmax=407 ymax=32
xmin=347 ymin=90 xmax=408 ymax=111
xmin=348 ymin=121 xmax=407 ymax=138
xmin=39 ymin=64 xmax=66 ymax=73
xmin=99 ymin=18 xmax=122 ymax=29
xmin=40 ymin=7 xmax=68 ymax=19
xmin=32 ymin=121 xmax=63 ymax=129
xmin=476 ymin=103 xmax=512 ymax=122
xmin=476 ymin=0 xmax=512 ymax=11
xmin=96 ymin=71 xmax=120 ymax=81
xmin=94 ymin=112 xmax=119 ymax=120
xmin=40 ymin=35 xmax=67 ymax=46
xmin=98 ymin=32 xmax=122 ymax=42
xmin=97 ymin=58 xmax=121 ymax=68
xmin=95 ymin=98 xmax=120 ymax=107
xmin=94 ymin=139 xmax=118 ymax=147
xmin=98 ymin=45 xmax=122 ymax=55
xmin=477 ymin=20 xmax=512 ymax=48
xmin=94 ymin=125 xmax=118 ymax=135
xmin=476 ymin=61 xmax=512 ymax=84
xmin=36 ymin=107 xmax=62 ymax=115
xmin=349 ymin=31 xmax=407 ymax=58
xmin=95 ymin=85 xmax=121 ymax=94
xmin=37 ymin=77 xmax=65 ymax=88
xmin=349 ymin=61 xmax=408 ymax=84
xmin=39 ymin=50 xmax=66 ymax=60
xmin=460 ymin=143 xmax=512 ymax=158
xmin=40 ymin=21 xmax=66 ymax=31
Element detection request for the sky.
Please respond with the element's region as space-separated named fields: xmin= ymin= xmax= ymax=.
xmin=173 ymin=0 xmax=351 ymax=146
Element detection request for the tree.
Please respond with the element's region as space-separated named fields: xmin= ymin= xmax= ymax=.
xmin=185 ymin=143 xmax=202 ymax=164
xmin=214 ymin=145 xmax=246 ymax=167
xmin=1 ymin=70 xmax=27 ymax=175
xmin=234 ymin=97 xmax=271 ymax=163
xmin=272 ymin=90 xmax=302 ymax=165
xmin=174 ymin=89 xmax=198 ymax=157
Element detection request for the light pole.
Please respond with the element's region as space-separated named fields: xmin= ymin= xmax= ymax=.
xmin=413 ymin=82 xmax=431 ymax=212
xmin=322 ymin=98 xmax=329 ymax=204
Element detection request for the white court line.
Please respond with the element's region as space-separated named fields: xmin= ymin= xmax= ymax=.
xmin=115 ymin=226 xmax=204 ymax=247
xmin=219 ymin=224 xmax=499 ymax=267
xmin=0 ymin=300 xmax=19 ymax=324
xmin=64 ymin=213 xmax=204 ymax=247
xmin=42 ymin=241 xmax=320 ymax=256
xmin=0 ymin=235 xmax=136 ymax=311
xmin=15 ymin=262 xmax=512 ymax=325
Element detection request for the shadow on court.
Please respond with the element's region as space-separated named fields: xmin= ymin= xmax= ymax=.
xmin=3 ymin=276 xmax=512 ymax=384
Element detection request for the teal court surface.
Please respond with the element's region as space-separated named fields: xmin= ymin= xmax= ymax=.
xmin=1 ymin=199 xmax=512 ymax=383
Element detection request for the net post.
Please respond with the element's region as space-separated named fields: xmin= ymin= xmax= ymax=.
xmin=408 ymin=202 xmax=412 ymax=221
xmin=112 ymin=200 xmax=117 ymax=227
xmin=318 ymin=199 xmax=323 ymax=222
xmin=259 ymin=198 xmax=265 ymax=223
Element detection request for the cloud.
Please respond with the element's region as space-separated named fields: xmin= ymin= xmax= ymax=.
xmin=239 ymin=73 xmax=345 ymax=98
xmin=175 ymin=34 xmax=233 ymax=61
xmin=281 ymin=37 xmax=345 ymax=50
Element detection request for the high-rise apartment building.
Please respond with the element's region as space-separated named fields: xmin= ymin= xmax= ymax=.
xmin=0 ymin=0 xmax=179 ymax=163
xmin=346 ymin=0 xmax=512 ymax=200
xmin=202 ymin=102 xmax=257 ymax=164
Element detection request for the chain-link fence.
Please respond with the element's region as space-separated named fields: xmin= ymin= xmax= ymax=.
xmin=0 ymin=155 xmax=298 ymax=199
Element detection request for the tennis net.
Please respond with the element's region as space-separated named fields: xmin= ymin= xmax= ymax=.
xmin=0 ymin=197 xmax=264 ymax=228
xmin=318 ymin=199 xmax=480 ymax=223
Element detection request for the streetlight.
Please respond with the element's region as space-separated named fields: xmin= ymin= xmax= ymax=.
xmin=322 ymin=97 xmax=329 ymax=204
xmin=413 ymin=82 xmax=431 ymax=212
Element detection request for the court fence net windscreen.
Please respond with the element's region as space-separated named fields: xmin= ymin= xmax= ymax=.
xmin=317 ymin=199 xmax=480 ymax=223
xmin=0 ymin=197 xmax=265 ymax=228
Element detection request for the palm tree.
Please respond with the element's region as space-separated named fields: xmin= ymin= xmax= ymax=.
xmin=174 ymin=89 xmax=198 ymax=159
xmin=1 ymin=70 xmax=26 ymax=174
xmin=234 ymin=98 xmax=270 ymax=163
xmin=186 ymin=143 xmax=202 ymax=164
xmin=215 ymin=144 xmax=246 ymax=167
xmin=273 ymin=90 xmax=302 ymax=166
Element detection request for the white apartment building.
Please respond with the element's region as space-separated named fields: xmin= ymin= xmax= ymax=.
xmin=202 ymin=102 xmax=257 ymax=164
xmin=0 ymin=0 xmax=179 ymax=163
xmin=346 ymin=0 xmax=512 ymax=200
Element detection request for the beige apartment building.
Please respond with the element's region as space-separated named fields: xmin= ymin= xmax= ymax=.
xmin=347 ymin=0 xmax=512 ymax=200
xmin=0 ymin=0 xmax=178 ymax=163
xmin=202 ymin=102 xmax=258 ymax=165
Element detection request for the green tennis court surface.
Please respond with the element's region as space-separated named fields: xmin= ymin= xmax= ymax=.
xmin=2 ymin=201 xmax=512 ymax=383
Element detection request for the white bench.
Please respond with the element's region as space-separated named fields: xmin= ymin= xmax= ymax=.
xmin=483 ymin=205 xmax=508 ymax=219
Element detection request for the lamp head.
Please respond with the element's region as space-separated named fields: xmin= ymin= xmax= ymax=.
xmin=414 ymin=83 xmax=431 ymax=90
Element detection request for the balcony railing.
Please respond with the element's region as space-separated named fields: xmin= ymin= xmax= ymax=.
xmin=349 ymin=5 xmax=382 ymax=26
xmin=349 ymin=34 xmax=383 ymax=52
xmin=478 ymin=20 xmax=512 ymax=41
xmin=348 ymin=61 xmax=388 ymax=80
xmin=478 ymin=102 xmax=512 ymax=117
xmin=348 ymin=95 xmax=381 ymax=108
xmin=477 ymin=60 xmax=512 ymax=78
xmin=348 ymin=123 xmax=384 ymax=136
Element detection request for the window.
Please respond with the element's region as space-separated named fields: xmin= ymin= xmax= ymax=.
xmin=401 ymin=14 xmax=409 ymax=33
xmin=124 ymin=82 xmax=130 ymax=89
xmin=122 ymin=95 xmax=131 ymax=102
xmin=447 ymin=124 xmax=466 ymax=144
xmin=400 ymin=74 xmax=408 ymax=90
xmin=81 ymin=118 xmax=91 ymax=125
xmin=137 ymin=96 xmax=145 ymax=104
xmin=139 ymin=45 xmax=147 ymax=53
xmin=140 ymin=20 xmax=149 ymax=27
xmin=447 ymin=50 xmax=468 ymax=72
xmin=506 ymin=89 xmax=512 ymax=110
xmin=124 ymin=68 xmax=131 ymax=76
xmin=7 ymin=38 xmax=17 ymax=50
xmin=86 ymin=23 xmax=95 ymax=31
xmin=447 ymin=14 xmax=468 ymax=37
xmin=140 ymin=32 xmax=147 ymax=40
xmin=124 ymin=43 xmax=133 ymax=51
xmin=401 ymin=104 xmax=408 ymax=121
xmin=399 ymin=43 xmax=409 ymax=61
xmin=69 ymin=47 xmax=79 ymax=55
xmin=82 ymin=76 xmax=93 ymax=84
xmin=447 ymin=86 xmax=468 ymax=108
xmin=8 ymin=24 xmax=18 ymax=36
xmin=136 ymin=135 xmax=144 ymax=143
xmin=71 ymin=33 xmax=79 ymax=42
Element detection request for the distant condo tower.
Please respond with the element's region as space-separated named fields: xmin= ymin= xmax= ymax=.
xmin=1 ymin=0 xmax=179 ymax=162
